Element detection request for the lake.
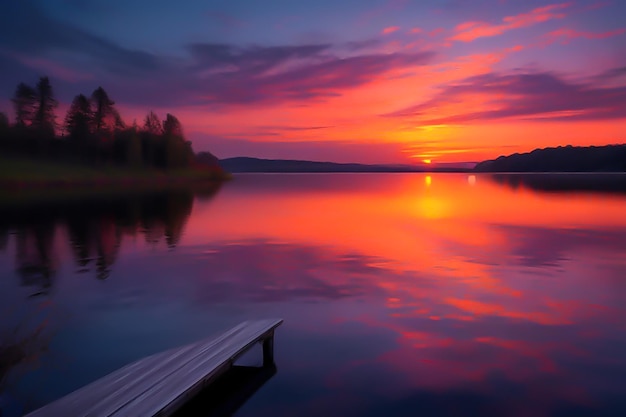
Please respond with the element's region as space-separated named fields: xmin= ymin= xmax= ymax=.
xmin=1 ymin=173 xmax=626 ymax=416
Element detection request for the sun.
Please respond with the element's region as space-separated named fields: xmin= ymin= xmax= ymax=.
xmin=422 ymin=159 xmax=432 ymax=164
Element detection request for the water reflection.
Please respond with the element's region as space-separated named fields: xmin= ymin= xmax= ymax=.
xmin=0 ymin=186 xmax=219 ymax=292
xmin=15 ymin=223 xmax=57 ymax=295
xmin=1 ymin=174 xmax=625 ymax=416
xmin=172 ymin=365 xmax=277 ymax=417
xmin=488 ymin=173 xmax=626 ymax=195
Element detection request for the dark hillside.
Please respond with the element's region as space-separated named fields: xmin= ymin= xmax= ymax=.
xmin=474 ymin=145 xmax=626 ymax=172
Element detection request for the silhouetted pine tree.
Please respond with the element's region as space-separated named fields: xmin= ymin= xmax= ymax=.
xmin=91 ymin=87 xmax=123 ymax=132
xmin=3 ymin=77 xmax=219 ymax=173
xmin=0 ymin=112 xmax=8 ymax=131
xmin=143 ymin=111 xmax=162 ymax=135
xmin=0 ymin=112 xmax=9 ymax=150
xmin=163 ymin=113 xmax=193 ymax=169
xmin=65 ymin=94 xmax=93 ymax=142
xmin=141 ymin=111 xmax=164 ymax=167
xmin=12 ymin=83 xmax=37 ymax=127
xmin=32 ymin=77 xmax=58 ymax=136
xmin=163 ymin=113 xmax=183 ymax=137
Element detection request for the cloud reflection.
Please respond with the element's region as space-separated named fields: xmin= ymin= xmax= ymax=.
xmin=2 ymin=174 xmax=626 ymax=416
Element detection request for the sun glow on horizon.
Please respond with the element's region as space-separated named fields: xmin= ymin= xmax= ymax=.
xmin=4 ymin=0 xmax=625 ymax=165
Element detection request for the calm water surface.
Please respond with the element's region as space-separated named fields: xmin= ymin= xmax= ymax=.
xmin=1 ymin=174 xmax=626 ymax=416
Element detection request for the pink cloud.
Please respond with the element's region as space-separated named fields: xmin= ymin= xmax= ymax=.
xmin=382 ymin=26 xmax=400 ymax=35
xmin=456 ymin=21 xmax=479 ymax=32
xmin=429 ymin=28 xmax=445 ymax=38
xmin=450 ymin=3 xmax=571 ymax=42
xmin=386 ymin=70 xmax=626 ymax=123
xmin=584 ymin=0 xmax=611 ymax=11
xmin=543 ymin=27 xmax=626 ymax=44
xmin=409 ymin=27 xmax=423 ymax=34
xmin=174 ymin=43 xmax=435 ymax=106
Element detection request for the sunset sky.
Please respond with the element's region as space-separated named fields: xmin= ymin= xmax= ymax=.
xmin=1 ymin=0 xmax=625 ymax=164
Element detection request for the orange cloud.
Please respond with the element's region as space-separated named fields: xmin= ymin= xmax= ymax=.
xmin=158 ymin=40 xmax=624 ymax=164
xmin=450 ymin=3 xmax=571 ymax=42
xmin=382 ymin=26 xmax=400 ymax=35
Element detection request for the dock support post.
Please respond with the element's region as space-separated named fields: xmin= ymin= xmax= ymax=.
xmin=262 ymin=332 xmax=274 ymax=367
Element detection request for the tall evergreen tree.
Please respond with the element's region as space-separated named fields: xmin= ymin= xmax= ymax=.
xmin=163 ymin=113 xmax=183 ymax=137
xmin=0 ymin=112 xmax=8 ymax=130
xmin=65 ymin=94 xmax=93 ymax=142
xmin=162 ymin=113 xmax=193 ymax=169
xmin=143 ymin=111 xmax=162 ymax=135
xmin=141 ymin=111 xmax=164 ymax=167
xmin=91 ymin=87 xmax=122 ymax=132
xmin=0 ymin=112 xmax=9 ymax=148
xmin=32 ymin=77 xmax=58 ymax=135
xmin=12 ymin=83 xmax=37 ymax=127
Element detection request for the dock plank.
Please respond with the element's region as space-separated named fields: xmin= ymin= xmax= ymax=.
xmin=27 ymin=324 xmax=248 ymax=417
xmin=112 ymin=322 xmax=280 ymax=416
xmin=91 ymin=335 xmax=245 ymax=417
xmin=26 ymin=319 xmax=283 ymax=417
xmin=79 ymin=324 xmax=253 ymax=417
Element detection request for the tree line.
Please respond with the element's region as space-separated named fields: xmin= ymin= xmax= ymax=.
xmin=0 ymin=76 xmax=196 ymax=170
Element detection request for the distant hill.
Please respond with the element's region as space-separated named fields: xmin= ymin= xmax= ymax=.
xmin=219 ymin=157 xmax=472 ymax=173
xmin=219 ymin=157 xmax=422 ymax=173
xmin=474 ymin=144 xmax=626 ymax=172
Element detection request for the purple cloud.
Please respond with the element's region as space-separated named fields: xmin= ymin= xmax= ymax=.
xmin=388 ymin=70 xmax=626 ymax=123
xmin=343 ymin=38 xmax=383 ymax=51
xmin=0 ymin=0 xmax=434 ymax=109
xmin=0 ymin=1 xmax=160 ymax=76
xmin=188 ymin=43 xmax=332 ymax=71
xmin=169 ymin=43 xmax=435 ymax=105
xmin=490 ymin=223 xmax=626 ymax=268
xmin=597 ymin=66 xmax=626 ymax=81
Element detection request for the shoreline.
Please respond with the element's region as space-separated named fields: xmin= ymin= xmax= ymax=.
xmin=0 ymin=173 xmax=228 ymax=189
xmin=0 ymin=156 xmax=231 ymax=193
xmin=0 ymin=175 xmax=226 ymax=206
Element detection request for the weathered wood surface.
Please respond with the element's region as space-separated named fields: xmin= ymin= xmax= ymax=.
xmin=26 ymin=318 xmax=283 ymax=417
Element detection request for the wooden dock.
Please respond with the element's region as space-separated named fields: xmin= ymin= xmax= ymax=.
xmin=25 ymin=319 xmax=283 ymax=417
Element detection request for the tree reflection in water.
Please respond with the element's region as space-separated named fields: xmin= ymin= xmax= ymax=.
xmin=0 ymin=185 xmax=220 ymax=409
xmin=0 ymin=185 xmax=220 ymax=291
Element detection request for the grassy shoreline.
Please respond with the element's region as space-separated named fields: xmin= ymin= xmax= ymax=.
xmin=0 ymin=156 xmax=230 ymax=191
